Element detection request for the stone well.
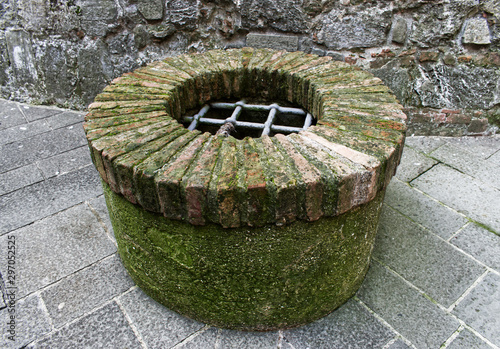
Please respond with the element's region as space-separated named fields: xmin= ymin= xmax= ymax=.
xmin=84 ymin=48 xmax=407 ymax=331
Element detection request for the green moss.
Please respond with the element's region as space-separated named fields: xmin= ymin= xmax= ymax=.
xmin=103 ymin=181 xmax=386 ymax=331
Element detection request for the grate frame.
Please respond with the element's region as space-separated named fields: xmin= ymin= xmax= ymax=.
xmin=183 ymin=100 xmax=314 ymax=137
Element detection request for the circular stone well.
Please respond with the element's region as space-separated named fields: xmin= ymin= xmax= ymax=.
xmin=84 ymin=48 xmax=407 ymax=331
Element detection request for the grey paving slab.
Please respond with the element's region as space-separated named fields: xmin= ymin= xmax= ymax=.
xmin=357 ymin=261 xmax=460 ymax=349
xmin=218 ymin=329 xmax=279 ymax=348
xmin=45 ymin=111 xmax=85 ymax=129
xmin=374 ymin=205 xmax=485 ymax=307
xmin=0 ymin=125 xmax=87 ymax=173
xmin=451 ymin=223 xmax=500 ymax=272
xmin=176 ymin=327 xmax=218 ymax=349
xmin=412 ymin=164 xmax=500 ymax=234
xmin=0 ymin=165 xmax=102 ymax=235
xmin=27 ymin=301 xmax=143 ymax=349
xmin=395 ymin=146 xmax=438 ymax=182
xmin=37 ymin=146 xmax=93 ymax=179
xmin=88 ymin=195 xmax=115 ymax=242
xmin=0 ymin=164 xmax=44 ymax=196
xmin=0 ymin=294 xmax=51 ymax=349
xmin=452 ymin=272 xmax=500 ymax=346
xmin=404 ymin=136 xmax=446 ymax=154
xmin=444 ymin=135 xmax=500 ymax=159
xmin=0 ymin=101 xmax=26 ymax=130
xmin=487 ymin=149 xmax=500 ymax=164
xmin=0 ymin=119 xmax=51 ymax=145
xmin=119 ymin=287 xmax=204 ymax=349
xmin=19 ymin=104 xmax=62 ymax=122
xmin=446 ymin=329 xmax=492 ymax=349
xmin=0 ymin=203 xmax=116 ymax=298
xmin=385 ymin=178 xmax=468 ymax=239
xmin=41 ymin=254 xmax=134 ymax=329
xmin=283 ymin=299 xmax=394 ymax=349
xmin=430 ymin=142 xmax=500 ymax=189
xmin=387 ymin=338 xmax=412 ymax=349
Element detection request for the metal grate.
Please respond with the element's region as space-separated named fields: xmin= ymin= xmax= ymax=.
xmin=182 ymin=100 xmax=315 ymax=138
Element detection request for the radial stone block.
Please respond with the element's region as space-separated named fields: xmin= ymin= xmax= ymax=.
xmin=85 ymin=48 xmax=407 ymax=330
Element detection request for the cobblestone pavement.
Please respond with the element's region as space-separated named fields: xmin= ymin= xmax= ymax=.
xmin=0 ymin=98 xmax=499 ymax=349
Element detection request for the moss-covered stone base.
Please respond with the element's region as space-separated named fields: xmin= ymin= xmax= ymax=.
xmin=103 ymin=181 xmax=385 ymax=331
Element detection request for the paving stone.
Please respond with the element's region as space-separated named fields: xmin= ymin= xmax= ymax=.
xmin=119 ymin=287 xmax=204 ymax=348
xmin=395 ymin=146 xmax=437 ymax=182
xmin=41 ymin=254 xmax=134 ymax=329
xmin=411 ymin=164 xmax=500 ymax=234
xmin=357 ymin=261 xmax=460 ymax=349
xmin=0 ymin=101 xmax=26 ymax=130
xmin=45 ymin=111 xmax=85 ymax=130
xmin=88 ymin=195 xmax=115 ymax=242
xmin=0 ymin=119 xmax=51 ymax=145
xmin=453 ymin=272 xmax=500 ymax=346
xmin=28 ymin=301 xmax=142 ymax=349
xmin=0 ymin=164 xmax=44 ymax=196
xmin=403 ymin=136 xmax=446 ymax=154
xmin=36 ymin=146 xmax=93 ymax=178
xmin=487 ymin=149 xmax=500 ymax=165
xmin=451 ymin=223 xmax=500 ymax=272
xmin=0 ymin=294 xmax=51 ymax=349
xmin=444 ymin=136 xmax=500 ymax=160
xmin=374 ymin=205 xmax=485 ymax=307
xmin=0 ymin=203 xmax=116 ymax=298
xmin=0 ymin=165 xmax=103 ymax=235
xmin=387 ymin=338 xmax=412 ymax=349
xmin=19 ymin=104 xmax=63 ymax=122
xmin=218 ymin=329 xmax=279 ymax=348
xmin=447 ymin=329 xmax=491 ymax=349
xmin=430 ymin=143 xmax=500 ymax=189
xmin=384 ymin=178 xmax=468 ymax=239
xmin=0 ymin=125 xmax=88 ymax=173
xmin=176 ymin=327 xmax=218 ymax=349
xmin=283 ymin=299 xmax=394 ymax=349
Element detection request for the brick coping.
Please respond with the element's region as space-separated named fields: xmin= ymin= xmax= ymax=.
xmin=84 ymin=48 xmax=407 ymax=228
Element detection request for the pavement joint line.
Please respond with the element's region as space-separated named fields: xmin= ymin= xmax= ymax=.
xmin=37 ymin=290 xmax=55 ymax=331
xmin=458 ymin=321 xmax=500 ymax=349
xmin=440 ymin=324 xmax=465 ymax=349
xmin=446 ymin=270 xmax=490 ymax=313
xmin=115 ymin=296 xmax=149 ymax=349
xmin=15 ymin=101 xmax=29 ymax=124
xmin=354 ymin=295 xmax=417 ymax=349
xmin=86 ymin=200 xmax=118 ymax=247
xmin=26 ymin=298 xmax=119 ymax=347
xmin=169 ymin=324 xmax=212 ymax=349
xmin=446 ymin=222 xmax=471 ymax=242
xmin=34 ymin=161 xmax=48 ymax=181
xmin=382 ymin=335 xmax=403 ymax=349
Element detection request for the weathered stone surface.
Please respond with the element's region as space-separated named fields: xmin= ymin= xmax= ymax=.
xmin=0 ymin=164 xmax=43 ymax=196
xmin=412 ymin=164 xmax=500 ymax=233
xmin=41 ymin=254 xmax=134 ymax=328
xmin=357 ymin=261 xmax=460 ymax=349
xmin=105 ymin=181 xmax=385 ymax=330
xmin=28 ymin=302 xmax=142 ymax=349
xmin=137 ymin=0 xmax=164 ymax=21
xmin=0 ymin=294 xmax=51 ymax=349
xmin=463 ymin=18 xmax=491 ymax=45
xmin=284 ymin=299 xmax=394 ymax=349
xmin=239 ymin=0 xmax=307 ymax=32
xmin=318 ymin=6 xmax=392 ymax=50
xmin=447 ymin=329 xmax=492 ymax=349
xmin=246 ymin=33 xmax=299 ymax=51
xmin=384 ymin=178 xmax=468 ymax=239
xmin=0 ymin=203 xmax=116 ymax=297
xmin=452 ymin=272 xmax=500 ymax=346
xmin=392 ymin=17 xmax=408 ymax=44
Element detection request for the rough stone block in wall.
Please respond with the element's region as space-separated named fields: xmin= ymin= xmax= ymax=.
xmin=136 ymin=0 xmax=164 ymax=21
xmin=463 ymin=18 xmax=492 ymax=45
xmin=246 ymin=33 xmax=299 ymax=52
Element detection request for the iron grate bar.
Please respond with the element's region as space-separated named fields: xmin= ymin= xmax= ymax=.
xmin=183 ymin=100 xmax=314 ymax=137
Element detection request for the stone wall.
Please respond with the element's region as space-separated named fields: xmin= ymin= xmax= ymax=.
xmin=1 ymin=0 xmax=499 ymax=135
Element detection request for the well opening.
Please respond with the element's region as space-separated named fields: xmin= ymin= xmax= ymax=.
xmin=181 ymin=99 xmax=317 ymax=140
